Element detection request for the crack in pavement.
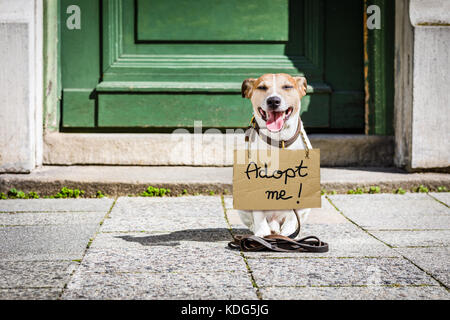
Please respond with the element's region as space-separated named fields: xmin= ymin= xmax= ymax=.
xmin=58 ymin=198 xmax=118 ymax=299
xmin=326 ymin=196 xmax=450 ymax=292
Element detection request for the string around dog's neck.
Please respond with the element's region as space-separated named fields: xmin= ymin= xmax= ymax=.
xmin=245 ymin=116 xmax=310 ymax=158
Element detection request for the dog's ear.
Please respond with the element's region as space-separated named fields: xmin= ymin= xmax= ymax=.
xmin=294 ymin=76 xmax=308 ymax=98
xmin=241 ymin=78 xmax=256 ymax=98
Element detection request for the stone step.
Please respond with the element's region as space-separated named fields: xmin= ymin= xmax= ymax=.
xmin=0 ymin=166 xmax=449 ymax=197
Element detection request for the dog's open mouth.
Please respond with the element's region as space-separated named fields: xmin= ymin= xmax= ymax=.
xmin=258 ymin=107 xmax=293 ymax=132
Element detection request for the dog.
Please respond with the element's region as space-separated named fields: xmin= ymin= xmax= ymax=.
xmin=238 ymin=73 xmax=312 ymax=238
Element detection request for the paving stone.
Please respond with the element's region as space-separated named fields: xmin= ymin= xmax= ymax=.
xmin=78 ymin=243 xmax=243 ymax=273
xmin=102 ymin=215 xmax=227 ymax=233
xmin=2 ymin=193 xmax=448 ymax=300
xmin=260 ymin=285 xmax=450 ymax=300
xmin=102 ymin=196 xmax=227 ymax=232
xmin=0 ymin=211 xmax=105 ymax=226
xmin=0 ymin=288 xmax=61 ymax=300
xmin=80 ymin=229 xmax=243 ymax=273
xmin=429 ymin=192 xmax=450 ymax=206
xmin=396 ymin=247 xmax=450 ymax=287
xmin=240 ymin=224 xmax=398 ymax=258
xmin=304 ymin=199 xmax=349 ymax=224
xmin=0 ymin=261 xmax=76 ymax=288
xmin=328 ymin=194 xmax=450 ymax=230
xmin=370 ymin=230 xmax=450 ymax=248
xmin=230 ymin=202 xmax=397 ymax=258
xmin=248 ymin=257 xmax=438 ymax=287
xmin=112 ymin=196 xmax=224 ymax=218
xmin=93 ymin=230 xmax=233 ymax=249
xmin=0 ymin=198 xmax=114 ymax=213
xmin=62 ymin=271 xmax=257 ymax=300
xmin=0 ymin=224 xmax=99 ymax=261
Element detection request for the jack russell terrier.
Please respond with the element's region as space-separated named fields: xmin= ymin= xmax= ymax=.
xmin=238 ymin=73 xmax=312 ymax=239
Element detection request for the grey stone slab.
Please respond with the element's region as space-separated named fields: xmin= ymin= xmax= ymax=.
xmin=248 ymin=257 xmax=438 ymax=287
xmin=0 ymin=261 xmax=76 ymax=288
xmin=102 ymin=215 xmax=227 ymax=233
xmin=102 ymin=196 xmax=227 ymax=232
xmin=0 ymin=23 xmax=32 ymax=173
xmin=62 ymin=271 xmax=257 ymax=300
xmin=0 ymin=198 xmax=114 ymax=213
xmin=328 ymin=194 xmax=450 ymax=230
xmin=409 ymin=0 xmax=450 ymax=25
xmin=429 ymin=192 xmax=450 ymax=206
xmin=409 ymin=26 xmax=450 ymax=169
xmin=111 ymin=196 xmax=224 ymax=218
xmin=0 ymin=224 xmax=99 ymax=261
xmin=0 ymin=288 xmax=62 ymax=300
xmin=83 ymin=231 xmax=244 ymax=273
xmin=233 ymin=199 xmax=399 ymax=258
xmin=370 ymin=230 xmax=450 ymax=248
xmin=78 ymin=244 xmax=243 ymax=274
xmin=236 ymin=223 xmax=398 ymax=258
xmin=92 ymin=230 xmax=233 ymax=249
xmin=33 ymin=133 xmax=395 ymax=167
xmin=321 ymin=167 xmax=450 ymax=190
xmin=260 ymin=285 xmax=450 ymax=300
xmin=396 ymin=247 xmax=450 ymax=287
xmin=304 ymin=199 xmax=349 ymax=224
xmin=0 ymin=211 xmax=105 ymax=226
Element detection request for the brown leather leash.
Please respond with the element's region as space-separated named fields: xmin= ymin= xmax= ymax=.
xmin=229 ymin=116 xmax=329 ymax=252
xmin=228 ymin=208 xmax=329 ymax=252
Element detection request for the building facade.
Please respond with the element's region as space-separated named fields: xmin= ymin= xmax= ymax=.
xmin=0 ymin=0 xmax=448 ymax=173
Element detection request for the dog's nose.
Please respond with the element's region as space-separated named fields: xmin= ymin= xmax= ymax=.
xmin=266 ymin=96 xmax=281 ymax=109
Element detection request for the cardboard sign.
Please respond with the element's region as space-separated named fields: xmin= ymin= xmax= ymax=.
xmin=233 ymin=149 xmax=321 ymax=210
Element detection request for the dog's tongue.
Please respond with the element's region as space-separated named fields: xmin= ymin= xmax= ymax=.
xmin=266 ymin=111 xmax=285 ymax=132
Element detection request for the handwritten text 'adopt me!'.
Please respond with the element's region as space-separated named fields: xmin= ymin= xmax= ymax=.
xmin=232 ymin=149 xmax=321 ymax=210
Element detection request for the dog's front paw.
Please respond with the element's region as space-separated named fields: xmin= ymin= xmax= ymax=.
xmin=253 ymin=224 xmax=272 ymax=238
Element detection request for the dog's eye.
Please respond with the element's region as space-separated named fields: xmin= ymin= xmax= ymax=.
xmin=282 ymin=85 xmax=294 ymax=90
xmin=257 ymin=85 xmax=268 ymax=91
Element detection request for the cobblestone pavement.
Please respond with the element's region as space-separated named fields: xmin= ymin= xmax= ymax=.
xmin=0 ymin=193 xmax=449 ymax=300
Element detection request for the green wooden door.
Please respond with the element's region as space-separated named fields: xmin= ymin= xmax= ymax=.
xmin=60 ymin=0 xmax=368 ymax=132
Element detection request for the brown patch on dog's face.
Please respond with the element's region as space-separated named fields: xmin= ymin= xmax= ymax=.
xmin=241 ymin=73 xmax=308 ymax=132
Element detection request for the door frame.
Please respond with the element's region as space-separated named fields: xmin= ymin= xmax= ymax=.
xmin=42 ymin=0 xmax=395 ymax=166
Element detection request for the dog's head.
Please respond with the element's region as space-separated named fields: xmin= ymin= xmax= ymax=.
xmin=241 ymin=73 xmax=307 ymax=132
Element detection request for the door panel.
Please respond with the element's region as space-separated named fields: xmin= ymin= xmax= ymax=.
xmin=136 ymin=0 xmax=289 ymax=42
xmin=101 ymin=0 xmax=322 ymax=83
xmin=60 ymin=0 xmax=100 ymax=128
xmin=325 ymin=0 xmax=364 ymax=130
xmin=98 ymin=93 xmax=248 ymax=128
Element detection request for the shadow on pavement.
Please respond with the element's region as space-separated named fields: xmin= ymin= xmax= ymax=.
xmin=116 ymin=228 xmax=241 ymax=247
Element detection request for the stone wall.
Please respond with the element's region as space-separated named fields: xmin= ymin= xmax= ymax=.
xmin=395 ymin=0 xmax=450 ymax=170
xmin=0 ymin=0 xmax=43 ymax=173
